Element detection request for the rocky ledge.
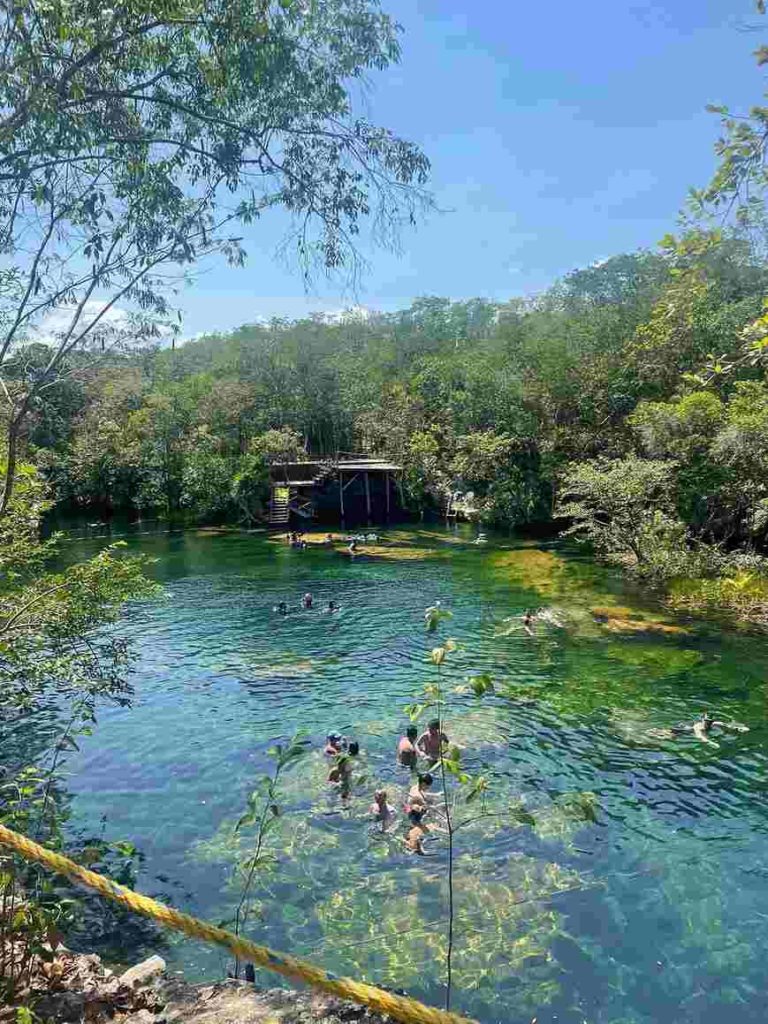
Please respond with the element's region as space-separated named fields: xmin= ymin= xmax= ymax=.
xmin=5 ymin=952 xmax=393 ymax=1024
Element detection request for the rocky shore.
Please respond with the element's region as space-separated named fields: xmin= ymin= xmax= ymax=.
xmin=3 ymin=951 xmax=393 ymax=1024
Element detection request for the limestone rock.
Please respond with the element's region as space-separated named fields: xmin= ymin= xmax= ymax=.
xmin=119 ymin=956 xmax=167 ymax=989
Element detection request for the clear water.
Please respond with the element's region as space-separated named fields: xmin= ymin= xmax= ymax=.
xmin=56 ymin=525 xmax=768 ymax=1024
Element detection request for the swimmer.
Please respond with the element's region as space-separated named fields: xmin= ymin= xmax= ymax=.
xmin=347 ymin=539 xmax=358 ymax=554
xmin=522 ymin=609 xmax=535 ymax=635
xmin=301 ymin=592 xmax=313 ymax=609
xmin=324 ymin=732 xmax=343 ymax=756
xmin=370 ymin=789 xmax=396 ymax=827
xmin=397 ymin=725 xmax=419 ymax=768
xmin=326 ymin=600 xmax=339 ymax=613
xmin=417 ymin=719 xmax=449 ymax=762
xmin=406 ymin=772 xmax=435 ymax=814
xmin=324 ymin=533 xmax=334 ymax=546
xmin=276 ymin=601 xmax=288 ymax=616
xmin=691 ymin=710 xmax=748 ymax=745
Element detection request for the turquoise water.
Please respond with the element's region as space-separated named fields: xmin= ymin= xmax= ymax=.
xmin=57 ymin=525 xmax=768 ymax=1023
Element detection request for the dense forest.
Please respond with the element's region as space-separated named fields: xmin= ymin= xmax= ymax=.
xmin=8 ymin=229 xmax=768 ymax=620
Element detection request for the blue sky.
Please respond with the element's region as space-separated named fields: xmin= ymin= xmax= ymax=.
xmin=179 ymin=0 xmax=765 ymax=336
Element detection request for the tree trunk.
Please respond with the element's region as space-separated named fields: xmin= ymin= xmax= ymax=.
xmin=0 ymin=407 xmax=27 ymax=518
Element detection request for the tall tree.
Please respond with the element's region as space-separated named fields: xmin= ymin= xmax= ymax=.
xmin=0 ymin=0 xmax=430 ymax=511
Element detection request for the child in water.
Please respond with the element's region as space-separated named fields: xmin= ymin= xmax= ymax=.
xmin=370 ymin=789 xmax=396 ymax=829
xmin=404 ymin=807 xmax=445 ymax=855
xmin=324 ymin=733 xmax=344 ymax=756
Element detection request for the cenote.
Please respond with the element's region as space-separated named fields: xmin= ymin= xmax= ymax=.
xmin=54 ymin=523 xmax=768 ymax=1024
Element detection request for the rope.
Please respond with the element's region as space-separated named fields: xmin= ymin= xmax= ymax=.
xmin=0 ymin=823 xmax=474 ymax=1024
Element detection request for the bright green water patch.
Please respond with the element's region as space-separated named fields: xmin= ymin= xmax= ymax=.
xmin=46 ymin=523 xmax=768 ymax=1024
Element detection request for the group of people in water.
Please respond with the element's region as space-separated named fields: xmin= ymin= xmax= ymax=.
xmin=323 ymin=718 xmax=455 ymax=855
xmin=285 ymin=531 xmax=379 ymax=555
xmin=275 ymin=592 xmax=339 ymax=615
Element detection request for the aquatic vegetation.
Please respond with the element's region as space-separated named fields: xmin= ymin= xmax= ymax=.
xmin=489 ymin=548 xmax=569 ymax=595
xmin=246 ymin=658 xmax=316 ymax=679
xmin=591 ymin=605 xmax=689 ymax=635
xmin=605 ymin=644 xmax=703 ymax=675
xmin=314 ymin=858 xmax=581 ymax=1015
xmin=360 ymin=544 xmax=441 ymax=561
xmin=555 ymin=790 xmax=600 ymax=824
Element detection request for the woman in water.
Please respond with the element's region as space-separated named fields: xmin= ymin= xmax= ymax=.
xmin=406 ymin=772 xmax=435 ymax=814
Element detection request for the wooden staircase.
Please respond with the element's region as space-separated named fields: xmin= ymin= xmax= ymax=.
xmin=268 ymin=485 xmax=291 ymax=525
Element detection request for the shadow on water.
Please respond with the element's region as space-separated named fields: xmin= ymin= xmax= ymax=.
xmin=48 ymin=523 xmax=768 ymax=1024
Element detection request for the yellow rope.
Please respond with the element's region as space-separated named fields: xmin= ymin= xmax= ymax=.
xmin=0 ymin=823 xmax=474 ymax=1024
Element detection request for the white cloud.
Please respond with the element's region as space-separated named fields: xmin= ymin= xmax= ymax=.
xmin=31 ymin=301 xmax=129 ymax=345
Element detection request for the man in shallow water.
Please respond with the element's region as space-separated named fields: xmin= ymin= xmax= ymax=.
xmin=417 ymin=719 xmax=449 ymax=762
xmin=397 ymin=725 xmax=419 ymax=768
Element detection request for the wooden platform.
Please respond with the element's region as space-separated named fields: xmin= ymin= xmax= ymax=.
xmin=268 ymin=454 xmax=402 ymax=526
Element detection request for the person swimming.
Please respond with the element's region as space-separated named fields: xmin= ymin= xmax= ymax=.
xmin=276 ymin=601 xmax=288 ymax=616
xmin=347 ymin=539 xmax=358 ymax=554
xmin=417 ymin=719 xmax=449 ymax=762
xmin=522 ymin=609 xmax=535 ymax=635
xmin=397 ymin=725 xmax=419 ymax=768
xmin=370 ymin=789 xmax=396 ymax=828
xmin=327 ymin=600 xmax=339 ymax=613
xmin=691 ymin=710 xmax=748 ymax=744
xmin=301 ymin=592 xmax=313 ymax=609
xmin=324 ymin=533 xmax=334 ymax=546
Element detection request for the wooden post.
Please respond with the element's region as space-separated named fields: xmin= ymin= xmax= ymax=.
xmin=339 ymin=469 xmax=345 ymax=526
xmin=385 ymin=470 xmax=391 ymax=521
xmin=364 ymin=471 xmax=371 ymax=525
